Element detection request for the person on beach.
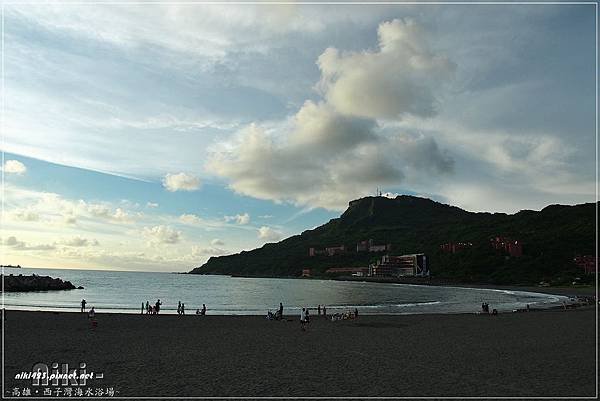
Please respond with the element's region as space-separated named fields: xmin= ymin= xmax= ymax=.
xmin=318 ymin=305 xmax=321 ymax=315
xmin=88 ymin=306 xmax=95 ymax=319
xmin=201 ymin=304 xmax=206 ymax=315
xmin=181 ymin=303 xmax=185 ymax=315
xmin=279 ymin=302 xmax=283 ymax=319
xmin=196 ymin=308 xmax=200 ymax=315
xmin=300 ymin=308 xmax=306 ymax=331
xmin=323 ymin=305 xmax=327 ymax=318
xmin=305 ymin=308 xmax=310 ymax=324
xmin=177 ymin=301 xmax=182 ymax=315
xmin=354 ymin=308 xmax=359 ymax=318
xmin=146 ymin=301 xmax=150 ymax=314
xmin=81 ymin=299 xmax=86 ymax=313
xmin=141 ymin=302 xmax=145 ymax=315
xmin=155 ymin=299 xmax=162 ymax=314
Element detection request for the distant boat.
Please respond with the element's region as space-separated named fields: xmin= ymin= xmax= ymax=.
xmin=1 ymin=264 xmax=22 ymax=268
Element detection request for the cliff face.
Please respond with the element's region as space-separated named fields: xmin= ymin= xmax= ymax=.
xmin=190 ymin=196 xmax=596 ymax=285
xmin=2 ymin=274 xmax=79 ymax=292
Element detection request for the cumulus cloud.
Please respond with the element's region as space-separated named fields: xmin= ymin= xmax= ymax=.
xmin=142 ymin=225 xmax=182 ymax=245
xmin=8 ymin=208 xmax=39 ymax=222
xmin=211 ymin=238 xmax=225 ymax=246
xmin=3 ymin=160 xmax=27 ymax=175
xmin=162 ymin=172 xmax=201 ymax=192
xmin=224 ymin=212 xmax=250 ymax=225
xmin=61 ymin=236 xmax=99 ymax=247
xmin=317 ymin=18 xmax=455 ymax=120
xmin=207 ymin=19 xmax=455 ymax=210
xmin=191 ymin=244 xmax=228 ymax=257
xmin=258 ymin=226 xmax=283 ymax=242
xmin=208 ymin=107 xmax=452 ymax=210
xmin=179 ymin=213 xmax=203 ymax=225
xmin=86 ymin=203 xmax=133 ymax=223
xmin=146 ymin=202 xmax=159 ymax=208
xmin=1 ymin=236 xmax=55 ymax=251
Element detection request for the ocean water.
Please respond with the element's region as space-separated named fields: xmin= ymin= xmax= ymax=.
xmin=2 ymin=267 xmax=567 ymax=315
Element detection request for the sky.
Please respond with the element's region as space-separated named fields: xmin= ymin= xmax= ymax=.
xmin=1 ymin=3 xmax=597 ymax=272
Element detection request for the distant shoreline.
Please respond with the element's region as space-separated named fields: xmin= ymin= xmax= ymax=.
xmin=189 ymin=272 xmax=597 ymax=297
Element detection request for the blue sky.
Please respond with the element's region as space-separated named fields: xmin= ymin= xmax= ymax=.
xmin=1 ymin=3 xmax=596 ymax=271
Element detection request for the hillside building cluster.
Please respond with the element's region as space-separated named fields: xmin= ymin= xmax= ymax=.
xmin=306 ymin=238 xmax=429 ymax=278
xmin=490 ymin=237 xmax=523 ymax=257
xmin=309 ymin=239 xmax=391 ymax=257
xmin=440 ymin=237 xmax=523 ymax=258
xmin=439 ymin=242 xmax=473 ymax=253
xmin=369 ymin=254 xmax=429 ymax=277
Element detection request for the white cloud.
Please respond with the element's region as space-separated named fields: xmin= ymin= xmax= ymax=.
xmin=1 ymin=236 xmax=55 ymax=251
xmin=61 ymin=236 xmax=99 ymax=247
xmin=191 ymin=244 xmax=228 ymax=257
xmin=7 ymin=208 xmax=39 ymax=222
xmin=3 ymin=160 xmax=27 ymax=175
xmin=208 ymin=105 xmax=452 ymax=210
xmin=179 ymin=213 xmax=202 ymax=225
xmin=146 ymin=202 xmax=159 ymax=208
xmin=162 ymin=172 xmax=202 ymax=192
xmin=207 ymin=20 xmax=455 ymax=211
xmin=211 ymin=238 xmax=225 ymax=246
xmin=317 ymin=18 xmax=455 ymax=120
xmin=258 ymin=226 xmax=283 ymax=242
xmin=224 ymin=212 xmax=250 ymax=225
xmin=86 ymin=203 xmax=134 ymax=223
xmin=142 ymin=225 xmax=182 ymax=245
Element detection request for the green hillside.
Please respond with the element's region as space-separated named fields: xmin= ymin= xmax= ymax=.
xmin=190 ymin=196 xmax=597 ymax=285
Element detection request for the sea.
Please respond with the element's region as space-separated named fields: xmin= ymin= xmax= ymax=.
xmin=2 ymin=267 xmax=568 ymax=315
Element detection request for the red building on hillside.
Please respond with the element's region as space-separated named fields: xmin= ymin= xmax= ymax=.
xmin=490 ymin=237 xmax=523 ymax=257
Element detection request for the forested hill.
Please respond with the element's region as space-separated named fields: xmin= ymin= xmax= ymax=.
xmin=190 ymin=196 xmax=596 ymax=285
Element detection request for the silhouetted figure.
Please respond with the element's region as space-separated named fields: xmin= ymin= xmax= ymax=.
xmin=88 ymin=306 xmax=95 ymax=319
xmin=81 ymin=299 xmax=87 ymax=313
xmin=305 ymin=308 xmax=310 ymax=324
xmin=526 ymin=304 xmax=530 ymax=312
xmin=177 ymin=301 xmax=182 ymax=315
xmin=279 ymin=302 xmax=283 ymax=319
xmin=318 ymin=305 xmax=321 ymax=315
xmin=181 ymin=303 xmax=185 ymax=315
xmin=201 ymin=304 xmax=206 ymax=316
xmin=146 ymin=301 xmax=150 ymax=314
xmin=141 ymin=302 xmax=144 ymax=314
xmin=354 ymin=308 xmax=359 ymax=318
xmin=323 ymin=305 xmax=327 ymax=318
xmin=155 ymin=299 xmax=162 ymax=314
xmin=300 ymin=308 xmax=306 ymax=331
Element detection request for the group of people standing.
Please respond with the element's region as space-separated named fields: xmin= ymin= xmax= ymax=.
xmin=143 ymin=299 xmax=162 ymax=314
xmin=140 ymin=300 xmax=206 ymax=315
xmin=481 ymin=302 xmax=498 ymax=315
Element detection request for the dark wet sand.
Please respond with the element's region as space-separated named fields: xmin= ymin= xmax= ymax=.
xmin=3 ymin=308 xmax=597 ymax=398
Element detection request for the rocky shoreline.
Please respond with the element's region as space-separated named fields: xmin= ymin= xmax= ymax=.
xmin=1 ymin=274 xmax=82 ymax=292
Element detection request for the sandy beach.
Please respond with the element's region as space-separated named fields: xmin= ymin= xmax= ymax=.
xmin=3 ymin=307 xmax=597 ymax=398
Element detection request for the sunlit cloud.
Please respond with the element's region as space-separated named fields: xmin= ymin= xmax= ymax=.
xmin=2 ymin=159 xmax=27 ymax=175
xmin=162 ymin=172 xmax=202 ymax=192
